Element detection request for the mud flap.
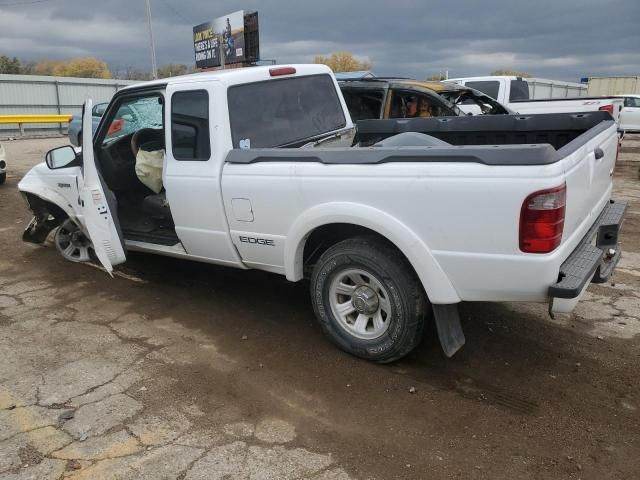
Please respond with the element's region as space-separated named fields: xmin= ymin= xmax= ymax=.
xmin=432 ymin=304 xmax=466 ymax=358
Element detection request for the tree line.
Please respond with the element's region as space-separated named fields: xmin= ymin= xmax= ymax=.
xmin=0 ymin=55 xmax=197 ymax=80
xmin=1 ymin=52 xmax=531 ymax=81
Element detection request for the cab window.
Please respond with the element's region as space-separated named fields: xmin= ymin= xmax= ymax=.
xmin=171 ymin=90 xmax=211 ymax=161
xmin=228 ymin=74 xmax=346 ymax=148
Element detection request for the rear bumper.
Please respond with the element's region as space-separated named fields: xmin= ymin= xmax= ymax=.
xmin=549 ymin=199 xmax=626 ymax=299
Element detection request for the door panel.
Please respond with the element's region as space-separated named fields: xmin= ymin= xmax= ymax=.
xmin=163 ymin=82 xmax=243 ymax=266
xmin=79 ymin=98 xmax=126 ymax=273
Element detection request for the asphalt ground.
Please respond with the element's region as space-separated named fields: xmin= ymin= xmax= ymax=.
xmin=0 ymin=136 xmax=638 ymax=480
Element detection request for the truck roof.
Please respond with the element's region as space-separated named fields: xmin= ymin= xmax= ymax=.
xmin=119 ymin=64 xmax=334 ymax=91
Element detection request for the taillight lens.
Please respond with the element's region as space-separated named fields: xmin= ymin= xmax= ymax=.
xmin=598 ymin=104 xmax=614 ymax=115
xmin=519 ymin=184 xmax=566 ymax=253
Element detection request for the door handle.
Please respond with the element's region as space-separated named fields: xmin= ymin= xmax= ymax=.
xmin=594 ymin=147 xmax=604 ymax=160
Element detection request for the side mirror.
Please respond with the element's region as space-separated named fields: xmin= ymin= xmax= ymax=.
xmin=45 ymin=146 xmax=80 ymax=170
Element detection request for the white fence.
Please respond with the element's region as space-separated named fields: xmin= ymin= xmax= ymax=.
xmin=0 ymin=74 xmax=137 ymax=138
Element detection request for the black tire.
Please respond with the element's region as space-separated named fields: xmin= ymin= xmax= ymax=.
xmin=310 ymin=235 xmax=428 ymax=363
xmin=0 ymin=172 xmax=5 ymax=185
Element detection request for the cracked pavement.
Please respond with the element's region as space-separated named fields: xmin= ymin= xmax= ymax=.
xmin=0 ymin=137 xmax=639 ymax=479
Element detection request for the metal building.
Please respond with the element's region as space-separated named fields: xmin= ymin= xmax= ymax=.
xmin=0 ymin=74 xmax=137 ymax=137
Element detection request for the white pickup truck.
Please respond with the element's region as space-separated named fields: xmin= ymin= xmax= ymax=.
xmin=18 ymin=64 xmax=626 ymax=363
xmin=448 ymin=76 xmax=625 ymax=123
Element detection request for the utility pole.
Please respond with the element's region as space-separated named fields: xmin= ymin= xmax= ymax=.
xmin=144 ymin=0 xmax=158 ymax=79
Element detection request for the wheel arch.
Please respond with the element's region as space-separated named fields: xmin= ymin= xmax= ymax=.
xmin=284 ymin=203 xmax=461 ymax=304
xmin=20 ymin=184 xmax=77 ymax=222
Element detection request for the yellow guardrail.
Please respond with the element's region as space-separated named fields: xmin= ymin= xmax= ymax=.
xmin=0 ymin=114 xmax=73 ymax=136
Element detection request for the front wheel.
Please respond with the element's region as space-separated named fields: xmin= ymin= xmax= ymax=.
xmin=310 ymin=236 xmax=428 ymax=363
xmin=0 ymin=172 xmax=5 ymax=185
xmin=55 ymin=219 xmax=93 ymax=263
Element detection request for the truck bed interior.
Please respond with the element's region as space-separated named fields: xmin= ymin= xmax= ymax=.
xmin=354 ymin=111 xmax=614 ymax=150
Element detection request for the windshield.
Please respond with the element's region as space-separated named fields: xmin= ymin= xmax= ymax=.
xmin=103 ymin=96 xmax=163 ymax=145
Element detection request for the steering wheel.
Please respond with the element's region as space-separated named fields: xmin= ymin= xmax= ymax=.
xmin=131 ymin=128 xmax=163 ymax=157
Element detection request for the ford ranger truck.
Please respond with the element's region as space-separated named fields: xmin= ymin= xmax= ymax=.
xmin=18 ymin=64 xmax=626 ymax=363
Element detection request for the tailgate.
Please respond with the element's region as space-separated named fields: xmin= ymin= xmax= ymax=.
xmin=559 ymin=120 xmax=618 ymax=254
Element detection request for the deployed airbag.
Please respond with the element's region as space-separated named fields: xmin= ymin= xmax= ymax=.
xmin=135 ymin=149 xmax=165 ymax=194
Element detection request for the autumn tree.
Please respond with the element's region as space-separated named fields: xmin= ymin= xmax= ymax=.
xmin=427 ymin=72 xmax=447 ymax=81
xmin=53 ymin=57 xmax=112 ymax=78
xmin=157 ymin=64 xmax=193 ymax=78
xmin=491 ymin=69 xmax=532 ymax=78
xmin=0 ymin=55 xmax=22 ymax=74
xmin=31 ymin=59 xmax=66 ymax=76
xmin=314 ymin=52 xmax=372 ymax=73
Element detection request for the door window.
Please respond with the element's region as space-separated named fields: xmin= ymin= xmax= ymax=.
xmin=624 ymin=97 xmax=640 ymax=108
xmin=171 ymin=90 xmax=211 ymax=161
xmin=388 ymin=90 xmax=455 ymax=118
xmin=341 ymin=88 xmax=385 ymax=121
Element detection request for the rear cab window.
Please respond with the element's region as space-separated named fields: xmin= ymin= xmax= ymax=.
xmin=228 ymin=74 xmax=346 ymax=148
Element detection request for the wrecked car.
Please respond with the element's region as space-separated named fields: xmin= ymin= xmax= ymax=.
xmin=339 ymin=77 xmax=511 ymax=121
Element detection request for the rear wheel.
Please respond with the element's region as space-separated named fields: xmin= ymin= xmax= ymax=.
xmin=0 ymin=172 xmax=5 ymax=185
xmin=310 ymin=235 xmax=428 ymax=363
xmin=55 ymin=219 xmax=92 ymax=263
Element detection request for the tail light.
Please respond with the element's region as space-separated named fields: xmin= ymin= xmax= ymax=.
xmin=269 ymin=67 xmax=296 ymax=77
xmin=520 ymin=184 xmax=566 ymax=253
xmin=598 ymin=104 xmax=614 ymax=115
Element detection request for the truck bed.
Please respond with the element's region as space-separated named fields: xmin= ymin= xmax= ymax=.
xmin=227 ymin=112 xmax=614 ymax=167
xmin=353 ymin=111 xmax=613 ymax=150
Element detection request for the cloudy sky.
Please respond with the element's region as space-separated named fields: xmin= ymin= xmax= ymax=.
xmin=0 ymin=0 xmax=638 ymax=81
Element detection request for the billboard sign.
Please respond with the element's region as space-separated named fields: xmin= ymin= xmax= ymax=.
xmin=193 ymin=10 xmax=247 ymax=69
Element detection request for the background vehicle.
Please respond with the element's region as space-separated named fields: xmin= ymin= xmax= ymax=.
xmin=617 ymin=95 xmax=640 ymax=131
xmin=339 ymin=78 xmax=511 ymax=121
xmin=448 ymin=76 xmax=624 ymax=122
xmin=0 ymin=142 xmax=6 ymax=184
xmin=68 ymin=102 xmax=108 ymax=147
xmin=18 ymin=65 xmax=625 ymax=363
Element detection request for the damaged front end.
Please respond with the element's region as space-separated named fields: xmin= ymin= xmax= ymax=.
xmin=22 ymin=193 xmax=66 ymax=244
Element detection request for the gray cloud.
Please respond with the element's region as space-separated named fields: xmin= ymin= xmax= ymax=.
xmin=0 ymin=0 xmax=638 ymax=80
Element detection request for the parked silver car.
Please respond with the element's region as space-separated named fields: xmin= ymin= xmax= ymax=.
xmin=0 ymin=142 xmax=7 ymax=184
xmin=68 ymin=102 xmax=108 ymax=147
